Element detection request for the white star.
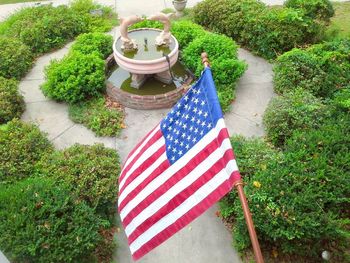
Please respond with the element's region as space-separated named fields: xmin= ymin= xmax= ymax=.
xmin=201 ymin=121 xmax=206 ymax=127
xmin=187 ymin=135 xmax=191 ymax=141
xmin=193 ymin=107 xmax=198 ymax=113
xmin=181 ymin=133 xmax=186 ymax=138
xmin=168 ymin=126 xmax=172 ymax=131
xmin=176 ymin=111 xmax=180 ymax=116
xmin=192 ymin=137 xmax=197 ymax=143
xmin=197 ymin=89 xmax=201 ymax=94
xmin=180 ymin=142 xmax=184 ymax=147
xmin=162 ymin=123 xmax=167 ymax=128
xmin=166 ymin=134 xmax=171 ymax=139
xmin=168 ymin=145 xmax=171 ymax=150
xmin=176 ymin=130 xmax=180 ymax=135
xmin=184 ymin=104 xmax=189 ymax=109
xmin=194 ymin=98 xmax=199 ymax=104
xmin=197 ymin=119 xmax=201 ymax=125
xmin=207 ymin=123 xmax=212 ymax=129
xmin=198 ymin=110 xmax=203 ymax=116
xmin=171 ymin=156 xmax=175 ymax=161
xmin=178 ymin=150 xmax=183 ymax=156
xmin=201 ymin=100 xmax=205 ymax=106
xmin=204 ymin=112 xmax=208 ymax=118
xmin=177 ymin=103 xmax=181 ymax=108
xmin=194 ymin=128 xmax=199 ymax=134
xmin=192 ymin=88 xmax=197 ymax=94
xmin=169 ymin=117 xmax=173 ymax=122
xmin=170 ymin=136 xmax=174 ymax=141
xmin=189 ymin=126 xmax=194 ymax=132
xmin=172 ymin=147 xmax=177 ymax=153
xmin=185 ymin=144 xmax=190 ymax=149
xmin=200 ymin=130 xmax=204 ymax=136
xmin=182 ymin=123 xmax=187 ymax=129
xmin=185 ymin=114 xmax=189 ymax=120
xmin=174 ymin=139 xmax=179 ymax=144
xmin=191 ymin=117 xmax=195 ymax=122
xmin=184 ymin=95 xmax=189 ymax=101
xmin=175 ymin=120 xmax=179 ymax=125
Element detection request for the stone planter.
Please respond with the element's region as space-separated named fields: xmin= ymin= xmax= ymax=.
xmin=172 ymin=0 xmax=187 ymax=17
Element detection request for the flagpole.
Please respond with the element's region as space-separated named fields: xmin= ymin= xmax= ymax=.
xmin=201 ymin=52 xmax=264 ymax=263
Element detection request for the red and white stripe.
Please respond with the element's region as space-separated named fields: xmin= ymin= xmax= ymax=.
xmin=118 ymin=118 xmax=241 ymax=260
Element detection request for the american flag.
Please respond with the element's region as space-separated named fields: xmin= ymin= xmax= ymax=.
xmin=118 ymin=68 xmax=241 ymax=260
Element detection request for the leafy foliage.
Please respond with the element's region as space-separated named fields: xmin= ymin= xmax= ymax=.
xmin=0 ymin=119 xmax=53 ymax=184
xmin=0 ymin=37 xmax=33 ymax=79
xmin=37 ymin=144 xmax=120 ymax=219
xmin=71 ymin=32 xmax=113 ymax=59
xmin=193 ymin=0 xmax=322 ymax=59
xmin=42 ymin=52 xmax=105 ymax=103
xmin=0 ymin=177 xmax=104 ymax=263
xmin=0 ymin=0 xmax=116 ymax=55
xmin=274 ymin=39 xmax=350 ymax=98
xmin=171 ymin=20 xmax=206 ymax=48
xmin=222 ymin=114 xmax=350 ymax=260
xmin=129 ymin=19 xmax=163 ymax=30
xmin=182 ymin=33 xmax=246 ymax=111
xmin=0 ymin=77 xmax=25 ymax=124
xmin=263 ymin=89 xmax=330 ymax=147
xmin=285 ymin=0 xmax=334 ymax=22
xmin=69 ymin=96 xmax=124 ymax=137
xmin=332 ymin=86 xmax=350 ymax=111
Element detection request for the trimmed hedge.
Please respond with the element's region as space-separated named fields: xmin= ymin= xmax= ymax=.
xmin=37 ymin=144 xmax=120 ymax=219
xmin=332 ymin=86 xmax=350 ymax=111
xmin=69 ymin=96 xmax=124 ymax=137
xmin=285 ymin=0 xmax=334 ymax=22
xmin=171 ymin=20 xmax=206 ymax=48
xmin=274 ymin=38 xmax=350 ymax=98
xmin=0 ymin=177 xmax=104 ymax=263
xmin=0 ymin=0 xmax=116 ymax=55
xmin=0 ymin=119 xmax=53 ymax=184
xmin=182 ymin=33 xmax=246 ymax=111
xmin=42 ymin=52 xmax=105 ymax=103
xmin=193 ymin=0 xmax=322 ymax=59
xmin=263 ymin=89 xmax=330 ymax=147
xmin=71 ymin=32 xmax=113 ymax=59
xmin=222 ymin=114 xmax=350 ymax=260
xmin=0 ymin=77 xmax=25 ymax=124
xmin=0 ymin=37 xmax=33 ymax=79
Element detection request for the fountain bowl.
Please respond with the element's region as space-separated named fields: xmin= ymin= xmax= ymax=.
xmin=113 ymin=28 xmax=179 ymax=75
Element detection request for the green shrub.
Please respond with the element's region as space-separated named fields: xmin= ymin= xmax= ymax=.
xmin=171 ymin=20 xmax=206 ymax=48
xmin=69 ymin=0 xmax=117 ymax=33
xmin=220 ymin=136 xmax=280 ymax=219
xmin=71 ymin=32 xmax=113 ymax=59
xmin=274 ymin=39 xmax=350 ymax=98
xmin=193 ymin=0 xmax=322 ymax=59
xmin=37 ymin=144 xmax=120 ymax=219
xmin=0 ymin=77 xmax=25 ymax=124
xmin=0 ymin=5 xmax=84 ymax=54
xmin=0 ymin=119 xmax=53 ymax=184
xmin=129 ymin=19 xmax=163 ymax=30
xmin=0 ymin=0 xmax=116 ymax=54
xmin=0 ymin=177 xmax=105 ymax=263
xmin=225 ymin=114 xmax=350 ymax=260
xmin=263 ymin=89 xmax=330 ymax=147
xmin=285 ymin=0 xmax=334 ymax=22
xmin=42 ymin=52 xmax=105 ymax=103
xmin=182 ymin=33 xmax=246 ymax=111
xmin=332 ymin=86 xmax=350 ymax=111
xmin=69 ymin=96 xmax=124 ymax=137
xmin=0 ymin=37 xmax=33 ymax=79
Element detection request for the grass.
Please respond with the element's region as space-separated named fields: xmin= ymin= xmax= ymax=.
xmin=0 ymin=0 xmax=46 ymax=4
xmin=325 ymin=1 xmax=350 ymax=40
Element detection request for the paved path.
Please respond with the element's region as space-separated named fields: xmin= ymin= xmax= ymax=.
xmin=0 ymin=0 xmax=276 ymax=262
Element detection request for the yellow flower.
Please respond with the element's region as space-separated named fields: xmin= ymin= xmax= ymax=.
xmin=253 ymin=181 xmax=261 ymax=188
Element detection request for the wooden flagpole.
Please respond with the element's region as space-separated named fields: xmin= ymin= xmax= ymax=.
xmin=201 ymin=52 xmax=264 ymax=263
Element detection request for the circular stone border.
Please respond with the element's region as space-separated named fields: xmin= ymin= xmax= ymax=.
xmin=105 ymin=54 xmax=193 ymax=110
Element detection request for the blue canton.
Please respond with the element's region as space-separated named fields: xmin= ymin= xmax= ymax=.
xmin=160 ymin=68 xmax=223 ymax=164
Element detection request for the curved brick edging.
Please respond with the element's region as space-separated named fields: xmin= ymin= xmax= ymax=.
xmin=105 ymin=54 xmax=193 ymax=110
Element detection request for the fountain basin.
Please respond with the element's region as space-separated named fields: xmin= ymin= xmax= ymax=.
xmin=113 ymin=28 xmax=179 ymax=75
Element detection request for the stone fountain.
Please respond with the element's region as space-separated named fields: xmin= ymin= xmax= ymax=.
xmin=106 ymin=13 xmax=192 ymax=110
xmin=113 ymin=13 xmax=179 ymax=89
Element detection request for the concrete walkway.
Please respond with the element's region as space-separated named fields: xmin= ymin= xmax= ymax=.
xmin=0 ymin=0 xmax=276 ymax=262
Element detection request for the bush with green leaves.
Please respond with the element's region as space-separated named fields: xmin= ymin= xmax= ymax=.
xmin=274 ymin=39 xmax=350 ymax=98
xmin=285 ymin=0 xmax=334 ymax=22
xmin=129 ymin=19 xmax=163 ymax=30
xmin=0 ymin=77 xmax=25 ymax=124
xmin=332 ymin=86 xmax=350 ymax=111
xmin=0 ymin=0 xmax=116 ymax=54
xmin=37 ymin=144 xmax=120 ymax=219
xmin=0 ymin=119 xmax=53 ymax=184
xmin=222 ymin=114 xmax=350 ymax=260
xmin=182 ymin=33 xmax=246 ymax=111
xmin=193 ymin=0 xmax=322 ymax=59
xmin=263 ymin=89 xmax=330 ymax=147
xmin=69 ymin=96 xmax=124 ymax=137
xmin=42 ymin=52 xmax=105 ymax=103
xmin=220 ymin=136 xmax=281 ymax=219
xmin=71 ymin=32 xmax=113 ymax=59
xmin=171 ymin=20 xmax=206 ymax=48
xmin=0 ymin=37 xmax=33 ymax=79
xmin=0 ymin=177 xmax=105 ymax=263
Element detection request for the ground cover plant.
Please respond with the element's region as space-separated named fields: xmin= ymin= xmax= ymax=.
xmin=0 ymin=77 xmax=25 ymax=124
xmin=192 ymin=0 xmax=326 ymax=59
xmin=325 ymin=1 xmax=350 ymax=40
xmin=69 ymin=96 xmax=124 ymax=137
